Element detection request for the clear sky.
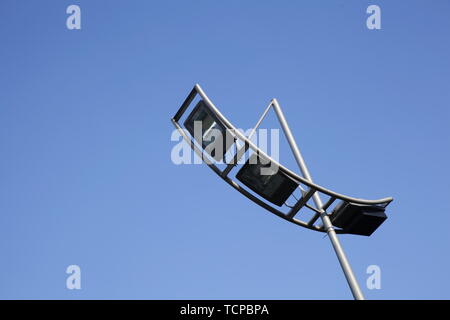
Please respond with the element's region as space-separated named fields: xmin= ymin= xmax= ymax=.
xmin=1 ymin=1 xmax=449 ymax=299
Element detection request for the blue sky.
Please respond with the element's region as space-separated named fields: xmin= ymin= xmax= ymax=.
xmin=1 ymin=1 xmax=449 ymax=299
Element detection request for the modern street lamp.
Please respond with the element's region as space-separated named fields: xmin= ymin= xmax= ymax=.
xmin=171 ymin=84 xmax=393 ymax=300
xmin=236 ymin=153 xmax=300 ymax=207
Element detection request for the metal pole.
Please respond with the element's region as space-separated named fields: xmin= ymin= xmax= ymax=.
xmin=271 ymin=99 xmax=365 ymax=300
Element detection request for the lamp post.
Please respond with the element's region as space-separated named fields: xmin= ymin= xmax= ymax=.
xmin=270 ymin=99 xmax=365 ymax=300
xmin=171 ymin=84 xmax=393 ymax=300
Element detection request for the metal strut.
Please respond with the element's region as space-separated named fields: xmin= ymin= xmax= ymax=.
xmin=270 ymin=98 xmax=365 ymax=300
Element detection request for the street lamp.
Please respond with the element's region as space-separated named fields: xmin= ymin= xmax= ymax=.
xmin=236 ymin=153 xmax=299 ymax=207
xmin=330 ymin=202 xmax=388 ymax=236
xmin=184 ymin=100 xmax=234 ymax=161
xmin=171 ymin=84 xmax=393 ymax=300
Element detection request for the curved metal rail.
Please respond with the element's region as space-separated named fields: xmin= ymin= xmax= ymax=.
xmin=171 ymin=84 xmax=393 ymax=234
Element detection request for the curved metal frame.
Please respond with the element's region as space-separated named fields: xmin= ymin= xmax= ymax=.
xmin=171 ymin=84 xmax=393 ymax=234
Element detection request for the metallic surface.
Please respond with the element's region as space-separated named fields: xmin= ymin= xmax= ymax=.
xmin=171 ymin=84 xmax=394 ymax=300
xmin=270 ymin=98 xmax=365 ymax=300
